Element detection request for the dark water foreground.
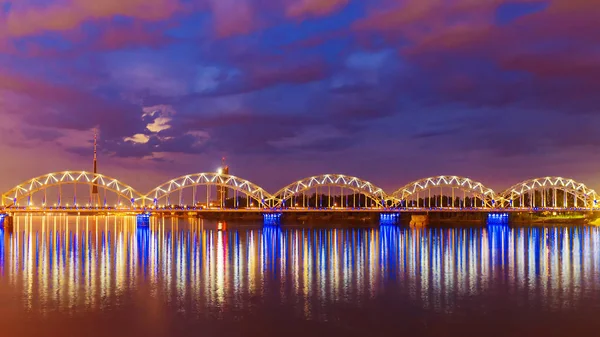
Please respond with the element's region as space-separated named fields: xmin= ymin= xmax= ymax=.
xmin=0 ymin=216 xmax=599 ymax=337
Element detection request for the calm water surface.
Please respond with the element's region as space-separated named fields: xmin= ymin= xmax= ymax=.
xmin=1 ymin=215 xmax=600 ymax=336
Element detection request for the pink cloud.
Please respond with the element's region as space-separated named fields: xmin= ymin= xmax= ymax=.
xmin=0 ymin=71 xmax=83 ymax=104
xmin=2 ymin=0 xmax=183 ymax=38
xmin=354 ymin=0 xmax=595 ymax=49
xmin=94 ymin=22 xmax=174 ymax=50
xmin=0 ymin=38 xmax=17 ymax=54
xmin=286 ymin=0 xmax=349 ymax=18
xmin=354 ymin=0 xmax=597 ymax=77
xmin=346 ymin=0 xmax=600 ymax=113
xmin=353 ymin=0 xmax=501 ymax=42
xmin=209 ymin=0 xmax=256 ymax=38
xmin=500 ymin=51 xmax=600 ymax=83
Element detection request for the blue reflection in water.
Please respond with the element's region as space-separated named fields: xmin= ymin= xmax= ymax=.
xmin=262 ymin=225 xmax=282 ymax=276
xmin=137 ymin=226 xmax=150 ymax=271
xmin=136 ymin=213 xmax=151 ymax=227
xmin=0 ymin=215 xmax=599 ymax=317
xmin=0 ymin=227 xmax=4 ymax=270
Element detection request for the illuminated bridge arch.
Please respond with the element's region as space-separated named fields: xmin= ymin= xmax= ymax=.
xmin=272 ymin=174 xmax=387 ymax=208
xmin=390 ymin=176 xmax=497 ymax=208
xmin=1 ymin=171 xmax=143 ymax=208
xmin=499 ymin=177 xmax=599 ymax=209
xmin=146 ymin=173 xmax=271 ymax=208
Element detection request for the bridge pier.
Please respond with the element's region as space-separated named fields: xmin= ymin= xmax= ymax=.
xmin=263 ymin=213 xmax=282 ymax=226
xmin=487 ymin=213 xmax=509 ymax=225
xmin=380 ymin=213 xmax=400 ymax=225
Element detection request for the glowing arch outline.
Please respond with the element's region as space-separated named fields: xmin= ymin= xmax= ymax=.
xmin=271 ymin=174 xmax=387 ymax=207
xmin=1 ymin=171 xmax=143 ymax=206
xmin=498 ymin=176 xmax=598 ymax=208
xmin=390 ymin=175 xmax=497 ymax=207
xmin=145 ymin=173 xmax=271 ymax=207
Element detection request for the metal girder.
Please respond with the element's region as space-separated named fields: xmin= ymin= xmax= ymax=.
xmin=390 ymin=175 xmax=497 ymax=207
xmin=146 ymin=173 xmax=270 ymax=206
xmin=3 ymin=172 xmax=599 ymax=210
xmin=499 ymin=177 xmax=598 ymax=208
xmin=2 ymin=171 xmax=144 ymax=206
xmin=271 ymin=174 xmax=387 ymax=207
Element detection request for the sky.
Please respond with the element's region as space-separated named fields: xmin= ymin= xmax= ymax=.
xmin=0 ymin=0 xmax=599 ymax=195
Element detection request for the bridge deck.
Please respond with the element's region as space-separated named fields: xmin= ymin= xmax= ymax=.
xmin=2 ymin=207 xmax=598 ymax=215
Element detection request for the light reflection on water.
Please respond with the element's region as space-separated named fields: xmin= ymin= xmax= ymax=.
xmin=0 ymin=216 xmax=599 ymax=321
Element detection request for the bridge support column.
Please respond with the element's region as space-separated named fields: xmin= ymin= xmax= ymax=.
xmin=380 ymin=213 xmax=400 ymax=225
xmin=487 ymin=213 xmax=509 ymax=225
xmin=263 ymin=212 xmax=282 ymax=226
xmin=410 ymin=214 xmax=429 ymax=227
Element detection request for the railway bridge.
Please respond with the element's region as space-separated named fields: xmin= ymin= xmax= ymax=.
xmin=1 ymin=172 xmax=597 ymax=214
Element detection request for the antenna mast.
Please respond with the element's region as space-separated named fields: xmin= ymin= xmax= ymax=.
xmin=92 ymin=129 xmax=99 ymax=202
xmin=93 ymin=130 xmax=98 ymax=174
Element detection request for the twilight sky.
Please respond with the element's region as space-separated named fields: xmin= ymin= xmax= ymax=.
xmin=0 ymin=0 xmax=598 ymax=195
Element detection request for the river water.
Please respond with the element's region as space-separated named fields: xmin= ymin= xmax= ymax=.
xmin=0 ymin=215 xmax=599 ymax=336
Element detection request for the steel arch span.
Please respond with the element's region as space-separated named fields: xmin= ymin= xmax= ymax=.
xmin=1 ymin=171 xmax=143 ymax=207
xmin=390 ymin=176 xmax=497 ymax=208
xmin=146 ymin=173 xmax=271 ymax=207
xmin=272 ymin=174 xmax=387 ymax=208
xmin=499 ymin=177 xmax=599 ymax=208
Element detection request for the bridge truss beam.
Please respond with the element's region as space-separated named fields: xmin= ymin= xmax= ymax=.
xmin=3 ymin=172 xmax=600 ymax=212
xmin=271 ymin=174 xmax=387 ymax=208
xmin=498 ymin=177 xmax=598 ymax=209
xmin=390 ymin=175 xmax=497 ymax=208
xmin=145 ymin=173 xmax=271 ymax=208
xmin=1 ymin=171 xmax=144 ymax=208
